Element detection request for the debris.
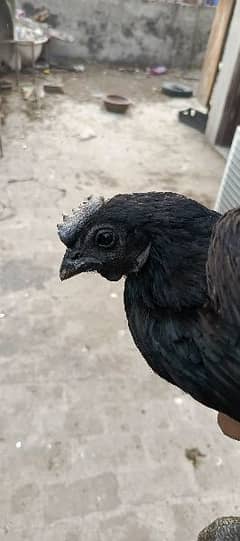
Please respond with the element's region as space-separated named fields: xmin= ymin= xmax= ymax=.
xmin=16 ymin=15 xmax=48 ymax=42
xmin=16 ymin=441 xmax=22 ymax=449
xmin=16 ymin=9 xmax=25 ymax=17
xmin=118 ymin=67 xmax=140 ymax=73
xmin=162 ymin=82 xmax=193 ymax=98
xmin=77 ymin=128 xmax=97 ymax=141
xmin=185 ymin=447 xmax=206 ymax=468
xmin=21 ymin=83 xmax=34 ymax=101
xmin=92 ymin=92 xmax=105 ymax=100
xmin=33 ymin=9 xmax=49 ymax=23
xmin=21 ymin=83 xmax=45 ymax=102
xmin=72 ymin=64 xmax=85 ymax=73
xmin=0 ymin=80 xmax=13 ymax=92
xmin=44 ymin=82 xmax=64 ymax=94
xmin=182 ymin=75 xmax=200 ymax=82
xmin=81 ymin=345 xmax=90 ymax=353
xmin=110 ymin=292 xmax=118 ymax=299
xmin=35 ymin=61 xmax=50 ymax=71
xmin=43 ymin=68 xmax=51 ymax=76
xmin=35 ymin=84 xmax=45 ymax=100
xmin=147 ymin=66 xmax=167 ymax=76
xmin=0 ymin=313 xmax=6 ymax=319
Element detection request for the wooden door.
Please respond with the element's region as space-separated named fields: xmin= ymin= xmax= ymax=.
xmin=198 ymin=0 xmax=235 ymax=107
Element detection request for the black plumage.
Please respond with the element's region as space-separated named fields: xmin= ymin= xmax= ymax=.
xmin=58 ymin=192 xmax=240 ymax=421
xmin=198 ymin=517 xmax=240 ymax=541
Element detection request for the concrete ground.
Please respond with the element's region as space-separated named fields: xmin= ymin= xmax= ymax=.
xmin=0 ymin=67 xmax=239 ymax=541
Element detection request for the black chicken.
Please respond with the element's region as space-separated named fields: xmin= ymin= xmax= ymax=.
xmin=58 ymin=192 xmax=240 ymax=422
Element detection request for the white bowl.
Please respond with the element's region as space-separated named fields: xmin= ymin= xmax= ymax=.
xmin=16 ymin=37 xmax=48 ymax=66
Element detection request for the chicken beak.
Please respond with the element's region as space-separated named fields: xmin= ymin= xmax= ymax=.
xmin=59 ymin=253 xmax=76 ymax=281
xmin=59 ymin=250 xmax=101 ymax=281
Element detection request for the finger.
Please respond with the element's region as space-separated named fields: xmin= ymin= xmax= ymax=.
xmin=217 ymin=412 xmax=240 ymax=440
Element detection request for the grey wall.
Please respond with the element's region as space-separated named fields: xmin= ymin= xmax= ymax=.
xmin=21 ymin=0 xmax=215 ymax=68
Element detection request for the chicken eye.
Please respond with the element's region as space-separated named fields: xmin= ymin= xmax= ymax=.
xmin=95 ymin=230 xmax=116 ymax=248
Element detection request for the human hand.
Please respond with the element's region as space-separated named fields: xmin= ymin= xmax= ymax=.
xmin=218 ymin=412 xmax=240 ymax=440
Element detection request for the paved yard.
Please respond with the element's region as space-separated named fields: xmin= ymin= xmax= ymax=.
xmin=0 ymin=67 xmax=239 ymax=541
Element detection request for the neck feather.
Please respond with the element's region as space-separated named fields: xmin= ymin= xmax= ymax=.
xmin=126 ymin=227 xmax=215 ymax=312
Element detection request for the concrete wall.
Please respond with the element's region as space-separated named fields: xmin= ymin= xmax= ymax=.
xmin=21 ymin=0 xmax=215 ymax=68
